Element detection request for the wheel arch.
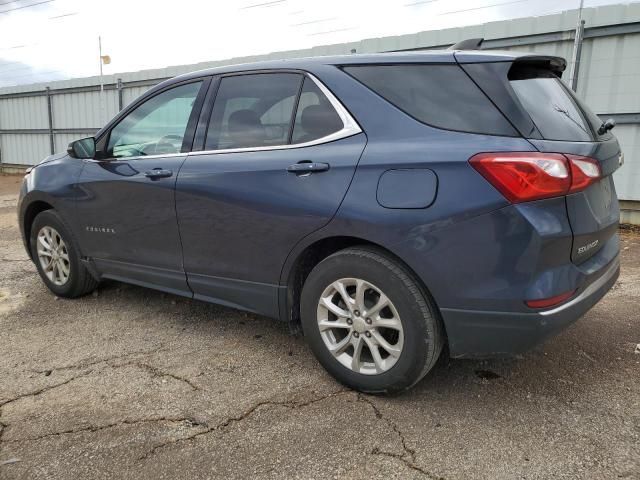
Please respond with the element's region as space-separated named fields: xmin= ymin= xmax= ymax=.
xmin=281 ymin=235 xmax=446 ymax=342
xmin=21 ymin=198 xmax=55 ymax=260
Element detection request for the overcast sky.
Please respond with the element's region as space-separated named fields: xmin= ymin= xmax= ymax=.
xmin=0 ymin=0 xmax=635 ymax=87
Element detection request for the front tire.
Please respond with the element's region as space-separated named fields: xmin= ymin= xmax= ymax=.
xmin=30 ymin=210 xmax=98 ymax=298
xmin=300 ymin=246 xmax=443 ymax=393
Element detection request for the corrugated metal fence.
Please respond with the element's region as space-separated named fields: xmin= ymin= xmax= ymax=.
xmin=1 ymin=3 xmax=639 ymax=211
xmin=0 ymin=78 xmax=166 ymax=167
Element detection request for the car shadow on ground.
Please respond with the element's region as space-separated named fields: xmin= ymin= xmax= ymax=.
xmin=85 ymin=276 xmax=630 ymax=403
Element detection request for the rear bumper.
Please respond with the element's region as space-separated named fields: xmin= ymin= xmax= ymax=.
xmin=441 ymin=256 xmax=620 ymax=358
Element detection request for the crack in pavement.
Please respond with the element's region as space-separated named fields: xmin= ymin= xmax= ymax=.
xmin=357 ymin=393 xmax=443 ymax=480
xmin=109 ymin=361 xmax=199 ymax=391
xmin=0 ymin=418 xmax=6 ymax=449
xmin=137 ymin=388 xmax=352 ymax=461
xmin=0 ymin=348 xmax=199 ymax=445
xmin=27 ymin=346 xmax=168 ymax=375
xmin=0 ymin=386 xmax=351 ymax=457
xmin=370 ymin=448 xmax=444 ymax=480
xmin=1 ymin=416 xmax=206 ymax=444
xmin=26 ymin=347 xmax=219 ymax=393
xmin=0 ymin=371 xmax=93 ymax=409
xmin=0 ymin=371 xmax=93 ymax=450
xmin=2 ymin=385 xmax=444 ymax=480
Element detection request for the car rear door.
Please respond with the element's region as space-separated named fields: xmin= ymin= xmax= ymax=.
xmin=176 ymin=71 xmax=365 ymax=318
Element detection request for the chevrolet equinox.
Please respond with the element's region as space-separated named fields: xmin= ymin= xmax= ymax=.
xmin=19 ymin=47 xmax=621 ymax=393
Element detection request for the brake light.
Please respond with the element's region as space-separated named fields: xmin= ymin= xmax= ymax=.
xmin=525 ymin=290 xmax=576 ymax=309
xmin=469 ymin=152 xmax=601 ymax=203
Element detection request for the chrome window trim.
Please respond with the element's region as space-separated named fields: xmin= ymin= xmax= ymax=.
xmin=84 ymin=152 xmax=188 ymax=162
xmin=190 ymin=72 xmax=362 ymax=157
xmin=89 ymin=73 xmax=361 ymax=162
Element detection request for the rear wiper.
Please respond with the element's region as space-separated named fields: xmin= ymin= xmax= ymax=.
xmin=598 ymin=118 xmax=616 ymax=135
xmin=553 ymin=104 xmax=590 ymax=136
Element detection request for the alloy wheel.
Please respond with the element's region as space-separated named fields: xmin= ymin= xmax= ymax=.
xmin=37 ymin=226 xmax=70 ymax=286
xmin=316 ymin=278 xmax=404 ymax=375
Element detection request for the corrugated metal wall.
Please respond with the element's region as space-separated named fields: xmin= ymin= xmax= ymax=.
xmin=123 ymin=86 xmax=152 ymax=107
xmin=51 ymin=90 xmax=119 ymax=129
xmin=613 ymin=125 xmax=640 ymax=200
xmin=0 ymin=82 xmax=157 ymax=167
xmin=0 ymin=95 xmax=48 ymax=128
xmin=1 ymin=133 xmax=50 ymax=166
xmin=1 ymin=3 xmax=639 ymax=205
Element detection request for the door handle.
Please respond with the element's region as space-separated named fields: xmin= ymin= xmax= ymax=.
xmin=286 ymin=162 xmax=330 ymax=174
xmin=144 ymin=168 xmax=173 ymax=179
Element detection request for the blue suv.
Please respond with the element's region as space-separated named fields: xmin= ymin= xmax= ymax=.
xmin=18 ymin=48 xmax=621 ymax=393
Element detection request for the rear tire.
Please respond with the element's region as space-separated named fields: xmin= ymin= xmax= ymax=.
xmin=300 ymin=246 xmax=443 ymax=393
xmin=30 ymin=210 xmax=98 ymax=298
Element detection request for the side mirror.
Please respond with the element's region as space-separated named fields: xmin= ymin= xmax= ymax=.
xmin=67 ymin=137 xmax=96 ymax=159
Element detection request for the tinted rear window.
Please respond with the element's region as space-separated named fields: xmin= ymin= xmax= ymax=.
xmin=343 ymin=64 xmax=517 ymax=136
xmin=509 ymin=69 xmax=605 ymax=142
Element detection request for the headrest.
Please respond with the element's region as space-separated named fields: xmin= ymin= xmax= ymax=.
xmin=229 ymin=109 xmax=261 ymax=130
xmin=300 ymin=104 xmax=341 ymax=138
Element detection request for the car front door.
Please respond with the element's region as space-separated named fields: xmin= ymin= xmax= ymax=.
xmin=76 ymin=79 xmax=208 ymax=295
xmin=176 ymin=72 xmax=365 ymax=318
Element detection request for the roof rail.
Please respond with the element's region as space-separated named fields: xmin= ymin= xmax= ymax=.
xmin=448 ymin=38 xmax=484 ymax=50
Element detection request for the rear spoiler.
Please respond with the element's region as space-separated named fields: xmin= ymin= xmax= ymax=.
xmin=509 ymin=55 xmax=567 ymax=78
xmin=448 ymin=39 xmax=567 ymax=78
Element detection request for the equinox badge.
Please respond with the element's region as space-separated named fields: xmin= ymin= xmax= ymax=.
xmin=577 ymin=239 xmax=599 ymax=255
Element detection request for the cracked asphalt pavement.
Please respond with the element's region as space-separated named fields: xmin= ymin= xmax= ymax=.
xmin=0 ymin=173 xmax=638 ymax=479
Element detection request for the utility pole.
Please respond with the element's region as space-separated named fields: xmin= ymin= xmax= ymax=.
xmin=569 ymin=0 xmax=585 ymax=92
xmin=98 ymin=36 xmax=112 ymax=124
xmin=98 ymin=36 xmax=105 ymax=124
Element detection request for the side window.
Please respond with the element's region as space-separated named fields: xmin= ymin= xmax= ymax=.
xmin=343 ymin=65 xmax=517 ymax=136
xmin=107 ymin=81 xmax=203 ymax=158
xmin=291 ymin=78 xmax=343 ymax=144
xmin=205 ymin=73 xmax=302 ymax=150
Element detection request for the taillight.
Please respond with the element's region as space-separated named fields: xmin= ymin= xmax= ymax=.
xmin=469 ymin=152 xmax=601 ymax=203
xmin=566 ymin=155 xmax=601 ymax=193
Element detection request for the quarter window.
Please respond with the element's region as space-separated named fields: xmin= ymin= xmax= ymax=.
xmin=108 ymin=81 xmax=203 ymax=158
xmin=291 ymin=77 xmax=343 ymax=144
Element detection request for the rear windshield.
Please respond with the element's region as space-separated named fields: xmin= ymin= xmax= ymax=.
xmin=509 ymin=69 xmax=605 ymax=142
xmin=343 ymin=64 xmax=517 ymax=137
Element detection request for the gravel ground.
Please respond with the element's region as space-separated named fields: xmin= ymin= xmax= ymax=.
xmin=0 ymin=173 xmax=638 ymax=480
